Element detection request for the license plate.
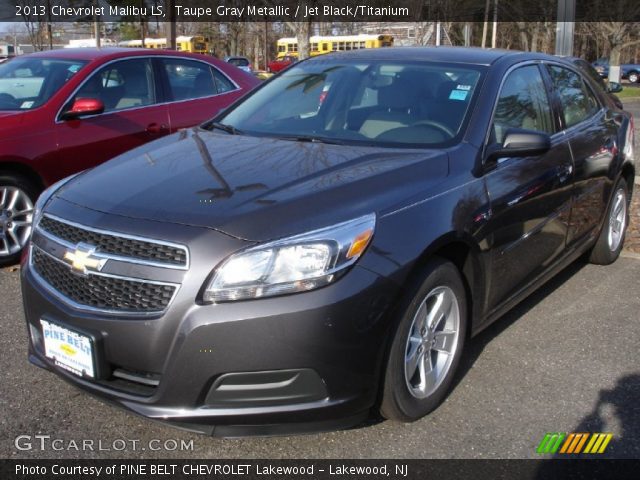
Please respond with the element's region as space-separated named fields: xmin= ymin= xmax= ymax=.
xmin=40 ymin=319 xmax=95 ymax=378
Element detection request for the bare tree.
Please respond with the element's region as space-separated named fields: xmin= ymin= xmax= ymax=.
xmin=599 ymin=22 xmax=640 ymax=68
xmin=18 ymin=0 xmax=47 ymax=51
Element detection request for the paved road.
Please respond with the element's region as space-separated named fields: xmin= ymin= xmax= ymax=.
xmin=1 ymin=254 xmax=639 ymax=459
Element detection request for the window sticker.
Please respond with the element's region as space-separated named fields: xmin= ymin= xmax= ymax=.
xmin=449 ymin=90 xmax=468 ymax=101
xmin=20 ymin=101 xmax=34 ymax=109
xmin=457 ymin=84 xmax=471 ymax=91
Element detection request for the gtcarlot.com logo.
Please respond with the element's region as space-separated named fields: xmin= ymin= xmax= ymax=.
xmin=14 ymin=435 xmax=194 ymax=452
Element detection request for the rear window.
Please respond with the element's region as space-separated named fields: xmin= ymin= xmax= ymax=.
xmin=228 ymin=58 xmax=250 ymax=67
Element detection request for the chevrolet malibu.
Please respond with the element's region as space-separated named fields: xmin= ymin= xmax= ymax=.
xmin=0 ymin=48 xmax=258 ymax=265
xmin=21 ymin=48 xmax=635 ymax=436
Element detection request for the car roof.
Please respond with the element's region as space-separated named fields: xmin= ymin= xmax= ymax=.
xmin=313 ymin=46 xmax=555 ymax=66
xmin=24 ymin=47 xmax=210 ymax=62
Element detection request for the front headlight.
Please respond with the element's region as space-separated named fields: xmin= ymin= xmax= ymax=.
xmin=203 ymin=214 xmax=376 ymax=303
xmin=33 ymin=173 xmax=82 ymax=226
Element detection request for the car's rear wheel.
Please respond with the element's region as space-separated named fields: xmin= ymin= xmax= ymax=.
xmin=628 ymin=71 xmax=639 ymax=84
xmin=0 ymin=174 xmax=38 ymax=266
xmin=380 ymin=258 xmax=467 ymax=422
xmin=589 ymin=178 xmax=629 ymax=265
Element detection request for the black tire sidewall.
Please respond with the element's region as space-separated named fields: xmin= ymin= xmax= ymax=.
xmin=381 ymin=258 xmax=467 ymax=422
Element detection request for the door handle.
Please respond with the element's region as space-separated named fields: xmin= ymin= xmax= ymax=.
xmin=557 ymin=164 xmax=573 ymax=182
xmin=146 ymin=123 xmax=168 ymax=134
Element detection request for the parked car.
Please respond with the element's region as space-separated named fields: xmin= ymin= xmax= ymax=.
xmin=0 ymin=48 xmax=259 ymax=264
xmin=22 ymin=47 xmax=635 ymax=436
xmin=592 ymin=58 xmax=640 ymax=83
xmin=267 ymin=55 xmax=296 ymax=73
xmin=224 ymin=56 xmax=252 ymax=74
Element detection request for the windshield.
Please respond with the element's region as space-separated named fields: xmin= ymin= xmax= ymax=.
xmin=0 ymin=57 xmax=87 ymax=111
xmin=216 ymin=58 xmax=484 ymax=147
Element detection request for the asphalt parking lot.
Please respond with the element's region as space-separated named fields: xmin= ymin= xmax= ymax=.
xmin=1 ymin=99 xmax=638 ymax=461
xmin=1 ymin=253 xmax=639 ymax=459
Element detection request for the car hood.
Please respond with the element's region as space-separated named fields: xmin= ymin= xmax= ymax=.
xmin=57 ymin=129 xmax=450 ymax=242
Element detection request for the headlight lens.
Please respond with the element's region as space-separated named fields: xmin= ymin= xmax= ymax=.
xmin=203 ymin=214 xmax=376 ymax=303
xmin=33 ymin=173 xmax=81 ymax=226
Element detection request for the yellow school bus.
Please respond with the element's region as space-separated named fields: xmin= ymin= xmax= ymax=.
xmin=276 ymin=34 xmax=394 ymax=59
xmin=176 ymin=36 xmax=210 ymax=54
xmin=119 ymin=36 xmax=210 ymax=54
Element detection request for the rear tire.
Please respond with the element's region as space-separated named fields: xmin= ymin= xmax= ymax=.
xmin=628 ymin=71 xmax=639 ymax=84
xmin=0 ymin=174 xmax=38 ymax=267
xmin=380 ymin=258 xmax=467 ymax=422
xmin=588 ymin=178 xmax=629 ymax=265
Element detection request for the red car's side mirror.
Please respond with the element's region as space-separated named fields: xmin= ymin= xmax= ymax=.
xmin=60 ymin=98 xmax=105 ymax=120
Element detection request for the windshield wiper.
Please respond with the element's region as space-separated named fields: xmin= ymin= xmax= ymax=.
xmin=208 ymin=122 xmax=243 ymax=135
xmin=277 ymin=134 xmax=346 ymax=145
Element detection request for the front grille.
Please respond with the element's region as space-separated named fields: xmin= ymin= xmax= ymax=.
xmin=38 ymin=216 xmax=187 ymax=267
xmin=32 ymin=248 xmax=176 ymax=313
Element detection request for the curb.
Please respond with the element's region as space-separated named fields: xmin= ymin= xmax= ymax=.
xmin=621 ymin=250 xmax=640 ymax=260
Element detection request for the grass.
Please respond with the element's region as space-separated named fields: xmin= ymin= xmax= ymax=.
xmin=616 ymin=86 xmax=640 ymax=99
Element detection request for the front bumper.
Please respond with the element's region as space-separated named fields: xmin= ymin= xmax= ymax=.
xmin=21 ymin=208 xmax=400 ymax=435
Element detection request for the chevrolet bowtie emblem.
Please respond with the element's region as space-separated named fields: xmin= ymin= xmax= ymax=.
xmin=63 ymin=243 xmax=105 ymax=275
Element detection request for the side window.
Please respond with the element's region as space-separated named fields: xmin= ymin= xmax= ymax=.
xmin=162 ymin=58 xmax=217 ymax=101
xmin=493 ymin=65 xmax=554 ymax=144
xmin=547 ymin=65 xmax=600 ymax=128
xmin=211 ymin=67 xmax=236 ymax=94
xmin=75 ymin=58 xmax=155 ymax=113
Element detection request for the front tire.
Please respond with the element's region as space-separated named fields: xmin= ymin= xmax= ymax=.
xmin=589 ymin=178 xmax=629 ymax=265
xmin=380 ymin=258 xmax=467 ymax=422
xmin=0 ymin=174 xmax=38 ymax=267
xmin=628 ymin=71 xmax=639 ymax=84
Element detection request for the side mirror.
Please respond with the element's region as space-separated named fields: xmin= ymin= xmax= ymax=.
xmin=486 ymin=129 xmax=551 ymax=163
xmin=607 ymin=82 xmax=623 ymax=93
xmin=60 ymin=98 xmax=104 ymax=120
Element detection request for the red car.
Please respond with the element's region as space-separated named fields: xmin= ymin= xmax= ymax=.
xmin=0 ymin=48 xmax=258 ymax=264
xmin=267 ymin=56 xmax=297 ymax=73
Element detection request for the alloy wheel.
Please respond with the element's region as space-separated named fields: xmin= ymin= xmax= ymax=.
xmin=607 ymin=187 xmax=627 ymax=252
xmin=404 ymin=286 xmax=461 ymax=399
xmin=0 ymin=186 xmax=34 ymax=257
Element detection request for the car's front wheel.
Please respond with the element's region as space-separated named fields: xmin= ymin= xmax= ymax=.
xmin=0 ymin=174 xmax=38 ymax=266
xmin=628 ymin=71 xmax=639 ymax=84
xmin=380 ymin=258 xmax=467 ymax=422
xmin=589 ymin=178 xmax=629 ymax=265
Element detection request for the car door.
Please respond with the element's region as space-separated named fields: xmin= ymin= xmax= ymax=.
xmin=54 ymin=57 xmax=170 ymax=179
xmin=545 ymin=64 xmax=615 ymax=249
xmin=484 ymin=63 xmax=574 ymax=312
xmin=156 ymin=57 xmax=240 ymax=131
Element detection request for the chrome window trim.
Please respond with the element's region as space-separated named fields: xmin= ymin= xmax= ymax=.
xmin=38 ymin=213 xmax=190 ymax=270
xmin=29 ymin=245 xmax=181 ymax=317
xmin=55 ymin=55 xmax=240 ymax=124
